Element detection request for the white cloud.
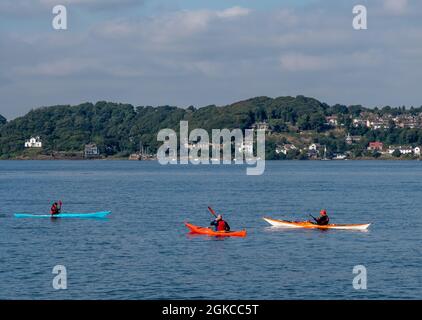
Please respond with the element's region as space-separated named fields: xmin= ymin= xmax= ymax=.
xmin=216 ymin=6 xmax=251 ymax=19
xmin=383 ymin=0 xmax=408 ymax=15
xmin=280 ymin=50 xmax=383 ymax=72
xmin=2 ymin=1 xmax=422 ymax=118
xmin=14 ymin=58 xmax=98 ymax=76
xmin=0 ymin=0 xmax=37 ymax=15
xmin=280 ymin=53 xmax=329 ymax=72
xmin=96 ymin=7 xmax=252 ymax=42
xmin=99 ymin=20 xmax=135 ymax=38
xmin=14 ymin=57 xmax=145 ymax=78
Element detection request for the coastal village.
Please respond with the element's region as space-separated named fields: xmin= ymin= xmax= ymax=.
xmin=271 ymin=112 xmax=422 ymax=160
xmin=21 ymin=110 xmax=422 ymax=161
xmin=23 ymin=138 xmax=156 ymax=160
xmin=2 ymin=97 xmax=421 ymax=161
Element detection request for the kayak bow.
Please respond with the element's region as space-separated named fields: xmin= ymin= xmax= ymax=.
xmin=14 ymin=211 xmax=111 ymax=219
xmin=185 ymin=222 xmax=247 ymax=237
xmin=263 ymin=217 xmax=370 ymax=230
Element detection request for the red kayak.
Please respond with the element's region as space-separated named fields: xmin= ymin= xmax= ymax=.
xmin=185 ymin=222 xmax=247 ymax=237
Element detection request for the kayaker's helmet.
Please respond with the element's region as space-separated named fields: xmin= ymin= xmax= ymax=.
xmin=320 ymin=209 xmax=327 ymax=216
xmin=217 ymin=215 xmax=223 ymax=220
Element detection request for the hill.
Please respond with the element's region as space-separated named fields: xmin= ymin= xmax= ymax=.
xmin=0 ymin=114 xmax=6 ymax=126
xmin=1 ymin=96 xmax=422 ymax=160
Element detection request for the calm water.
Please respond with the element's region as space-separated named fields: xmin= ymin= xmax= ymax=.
xmin=0 ymin=160 xmax=421 ymax=300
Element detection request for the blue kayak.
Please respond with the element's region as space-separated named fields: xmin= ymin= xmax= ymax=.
xmin=14 ymin=211 xmax=111 ymax=219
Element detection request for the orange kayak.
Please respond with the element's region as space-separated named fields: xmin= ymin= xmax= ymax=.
xmin=185 ymin=223 xmax=247 ymax=237
xmin=263 ymin=217 xmax=371 ymax=230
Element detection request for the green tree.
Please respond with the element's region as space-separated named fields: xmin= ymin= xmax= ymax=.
xmin=373 ymin=151 xmax=382 ymax=158
xmin=2 ymin=96 xmax=422 ymax=160
xmin=256 ymin=108 xmax=268 ymax=121
xmin=392 ymin=149 xmax=402 ymax=158
xmin=286 ymin=149 xmax=300 ymax=160
xmin=265 ymin=140 xmax=277 ymax=160
xmin=309 ymin=113 xmax=327 ymax=132
xmin=297 ymin=115 xmax=310 ymax=130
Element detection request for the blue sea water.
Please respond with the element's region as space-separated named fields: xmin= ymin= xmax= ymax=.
xmin=0 ymin=160 xmax=421 ymax=299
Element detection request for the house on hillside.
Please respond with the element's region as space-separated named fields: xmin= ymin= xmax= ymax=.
xmin=276 ymin=144 xmax=297 ymax=155
xmin=25 ymin=136 xmax=42 ymax=148
xmin=307 ymin=143 xmax=321 ymax=159
xmin=345 ymin=133 xmax=362 ymax=145
xmin=308 ymin=143 xmax=321 ymax=152
xmin=366 ymin=120 xmax=386 ymax=130
xmin=252 ymin=122 xmax=270 ymax=131
xmin=364 ymin=114 xmax=391 ymax=130
xmin=367 ymin=142 xmax=384 ymax=152
xmin=84 ymin=143 xmax=100 ymax=158
xmin=352 ymin=118 xmax=366 ymax=127
xmin=394 ymin=115 xmax=421 ymax=129
xmin=326 ymin=115 xmax=338 ymax=126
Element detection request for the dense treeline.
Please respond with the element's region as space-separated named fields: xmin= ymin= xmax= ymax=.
xmin=0 ymin=101 xmax=190 ymax=157
xmin=0 ymin=96 xmax=422 ymax=159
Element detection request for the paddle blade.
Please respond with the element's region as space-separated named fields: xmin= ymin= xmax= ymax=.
xmin=208 ymin=206 xmax=217 ymax=217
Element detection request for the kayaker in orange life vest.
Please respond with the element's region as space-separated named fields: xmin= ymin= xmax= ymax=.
xmin=311 ymin=209 xmax=330 ymax=225
xmin=50 ymin=201 xmax=62 ymax=215
xmin=210 ymin=215 xmax=230 ymax=232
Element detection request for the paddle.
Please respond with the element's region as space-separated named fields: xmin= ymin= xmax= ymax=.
xmin=208 ymin=206 xmax=220 ymax=231
xmin=207 ymin=206 xmax=217 ymax=218
xmin=309 ymin=214 xmax=318 ymax=223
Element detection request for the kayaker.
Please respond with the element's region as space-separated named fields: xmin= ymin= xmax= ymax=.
xmin=210 ymin=215 xmax=230 ymax=232
xmin=50 ymin=201 xmax=62 ymax=215
xmin=312 ymin=209 xmax=329 ymax=225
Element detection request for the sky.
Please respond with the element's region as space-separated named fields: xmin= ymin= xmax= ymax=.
xmin=0 ymin=0 xmax=421 ymax=119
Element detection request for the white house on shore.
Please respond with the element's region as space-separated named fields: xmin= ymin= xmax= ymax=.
xmin=84 ymin=143 xmax=100 ymax=158
xmin=25 ymin=136 xmax=42 ymax=148
xmin=387 ymin=146 xmax=421 ymax=155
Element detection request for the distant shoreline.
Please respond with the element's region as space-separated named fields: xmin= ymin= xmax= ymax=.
xmin=0 ymin=157 xmax=420 ymax=161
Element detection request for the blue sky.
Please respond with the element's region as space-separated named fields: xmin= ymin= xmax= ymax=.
xmin=0 ymin=0 xmax=316 ymax=31
xmin=0 ymin=0 xmax=421 ymax=119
